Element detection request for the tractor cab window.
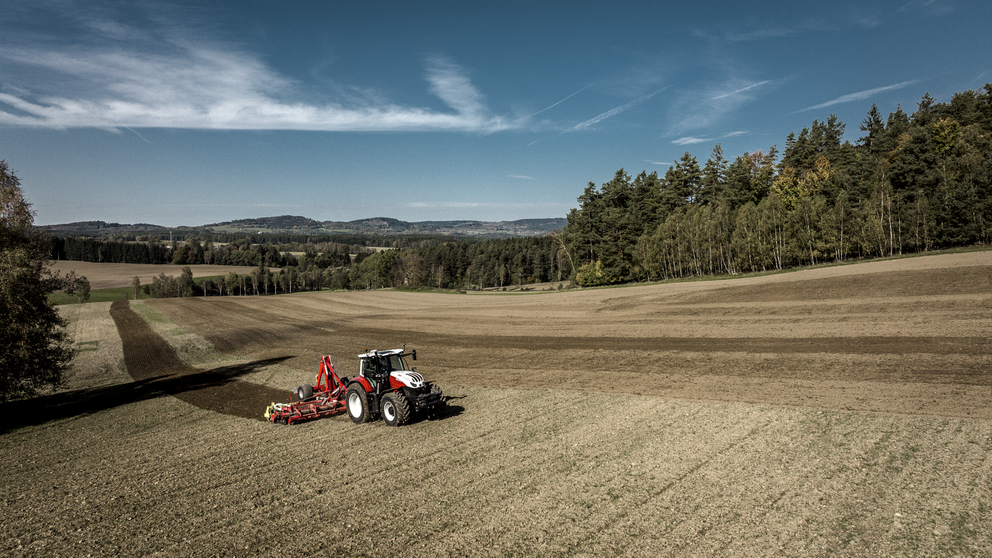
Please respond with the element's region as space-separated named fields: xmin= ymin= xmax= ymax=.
xmin=384 ymin=355 xmax=406 ymax=372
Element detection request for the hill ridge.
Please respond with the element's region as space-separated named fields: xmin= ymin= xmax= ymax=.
xmin=41 ymin=215 xmax=567 ymax=237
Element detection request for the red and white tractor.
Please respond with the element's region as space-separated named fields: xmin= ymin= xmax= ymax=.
xmin=263 ymin=346 xmax=443 ymax=427
xmin=345 ymin=347 xmax=444 ymax=426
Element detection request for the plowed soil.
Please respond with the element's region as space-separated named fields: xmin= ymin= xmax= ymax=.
xmin=3 ymin=251 xmax=992 ymax=557
xmin=147 ymin=251 xmax=992 ymax=419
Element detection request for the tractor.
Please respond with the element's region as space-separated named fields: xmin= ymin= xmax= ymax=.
xmin=345 ymin=347 xmax=444 ymax=426
xmin=264 ymin=346 xmax=443 ymax=427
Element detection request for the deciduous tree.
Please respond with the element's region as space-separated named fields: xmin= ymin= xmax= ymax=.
xmin=0 ymin=160 xmax=75 ymax=401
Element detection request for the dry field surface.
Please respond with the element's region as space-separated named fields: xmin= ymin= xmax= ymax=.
xmin=49 ymin=261 xmax=265 ymax=289
xmin=3 ymin=252 xmax=992 ymax=556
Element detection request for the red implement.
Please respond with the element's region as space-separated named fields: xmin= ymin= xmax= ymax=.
xmin=264 ymin=356 xmax=349 ymax=425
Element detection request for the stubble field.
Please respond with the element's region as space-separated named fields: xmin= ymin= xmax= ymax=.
xmin=49 ymin=261 xmax=265 ymax=290
xmin=2 ymin=252 xmax=991 ymax=556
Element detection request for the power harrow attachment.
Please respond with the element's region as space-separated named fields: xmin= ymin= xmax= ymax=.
xmin=264 ymin=355 xmax=348 ymax=425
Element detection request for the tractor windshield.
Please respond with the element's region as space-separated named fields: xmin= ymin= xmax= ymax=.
xmin=384 ymin=355 xmax=407 ymax=372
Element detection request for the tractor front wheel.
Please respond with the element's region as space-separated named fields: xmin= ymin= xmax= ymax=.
xmin=381 ymin=392 xmax=411 ymax=427
xmin=346 ymin=384 xmax=370 ymax=424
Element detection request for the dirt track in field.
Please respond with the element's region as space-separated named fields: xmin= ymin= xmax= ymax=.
xmin=146 ymin=251 xmax=992 ymax=419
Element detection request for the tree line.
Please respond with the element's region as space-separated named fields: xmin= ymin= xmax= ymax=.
xmin=143 ymin=262 xmax=354 ymax=298
xmin=562 ymin=85 xmax=992 ymax=285
xmin=50 ymin=236 xmax=352 ymax=268
xmin=139 ymin=236 xmax=562 ymax=298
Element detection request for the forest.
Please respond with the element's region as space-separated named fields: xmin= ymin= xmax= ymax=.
xmin=50 ymin=84 xmax=992 ymax=295
xmin=563 ymin=86 xmax=992 ymax=286
xmin=322 ymin=83 xmax=992 ymax=291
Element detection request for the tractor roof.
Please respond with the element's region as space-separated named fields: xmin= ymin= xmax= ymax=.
xmin=358 ymin=348 xmax=404 ymax=359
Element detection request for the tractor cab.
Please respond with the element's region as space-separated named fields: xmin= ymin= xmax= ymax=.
xmin=358 ymin=348 xmax=418 ymax=380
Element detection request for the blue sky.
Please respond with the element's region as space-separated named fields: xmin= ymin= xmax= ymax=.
xmin=1 ymin=0 xmax=988 ymax=226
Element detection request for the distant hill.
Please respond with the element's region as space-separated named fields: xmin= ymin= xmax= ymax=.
xmin=41 ymin=215 xmax=567 ymax=238
xmin=40 ymin=221 xmax=168 ymax=233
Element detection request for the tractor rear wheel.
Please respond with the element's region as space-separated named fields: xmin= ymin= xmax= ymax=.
xmin=381 ymin=392 xmax=410 ymax=427
xmin=346 ymin=384 xmax=370 ymax=424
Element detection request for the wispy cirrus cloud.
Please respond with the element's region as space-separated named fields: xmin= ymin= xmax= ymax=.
xmin=672 ymin=130 xmax=747 ymax=146
xmin=0 ymin=9 xmax=510 ymax=132
xmin=724 ymin=26 xmax=804 ymax=42
xmin=898 ymin=0 xmax=954 ymax=15
xmin=668 ymin=78 xmax=773 ymax=135
xmin=795 ymin=80 xmax=918 ymax=112
xmin=671 ymin=137 xmax=712 ymax=145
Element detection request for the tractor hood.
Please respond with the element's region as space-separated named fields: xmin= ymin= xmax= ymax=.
xmin=391 ymin=370 xmax=427 ymax=389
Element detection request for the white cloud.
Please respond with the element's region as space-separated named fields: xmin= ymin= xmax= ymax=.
xmin=668 ymin=78 xmax=773 ymax=136
xmin=507 ymin=175 xmax=535 ymax=180
xmin=796 ymin=80 xmax=918 ymax=112
xmin=0 ymin=17 xmax=511 ymax=132
xmin=671 ymin=136 xmax=712 ymax=145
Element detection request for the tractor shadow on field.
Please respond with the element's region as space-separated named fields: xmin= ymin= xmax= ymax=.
xmin=414 ymin=394 xmax=465 ymax=424
xmin=0 ymin=356 xmax=294 ymax=433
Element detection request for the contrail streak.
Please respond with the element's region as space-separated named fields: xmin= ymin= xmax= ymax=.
xmin=527 ymin=82 xmax=597 ymax=118
xmin=570 ymin=88 xmax=663 ymax=131
xmin=711 ymin=80 xmax=771 ymax=100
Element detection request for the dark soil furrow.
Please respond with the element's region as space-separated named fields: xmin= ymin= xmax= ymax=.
xmin=110 ymin=300 xmax=289 ymax=420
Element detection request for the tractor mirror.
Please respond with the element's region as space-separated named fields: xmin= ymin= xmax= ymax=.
xmin=411 ymin=349 xmax=417 ymax=361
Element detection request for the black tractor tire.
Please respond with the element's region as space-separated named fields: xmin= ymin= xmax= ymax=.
xmin=425 ymin=385 xmax=446 ymax=419
xmin=346 ymin=384 xmax=370 ymax=424
xmin=297 ymin=384 xmax=314 ymax=401
xmin=381 ymin=392 xmax=411 ymax=427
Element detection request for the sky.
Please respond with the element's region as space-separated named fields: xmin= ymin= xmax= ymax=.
xmin=1 ymin=0 xmax=989 ymax=227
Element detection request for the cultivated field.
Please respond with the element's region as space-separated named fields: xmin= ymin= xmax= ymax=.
xmin=3 ymin=252 xmax=992 ymax=556
xmin=49 ymin=261 xmax=266 ymax=289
